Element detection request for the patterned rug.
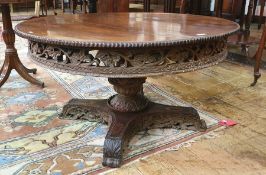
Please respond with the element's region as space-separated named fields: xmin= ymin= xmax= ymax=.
xmin=0 ymin=23 xmax=221 ymax=175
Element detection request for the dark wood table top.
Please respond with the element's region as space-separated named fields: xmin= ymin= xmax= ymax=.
xmin=15 ymin=13 xmax=239 ymax=48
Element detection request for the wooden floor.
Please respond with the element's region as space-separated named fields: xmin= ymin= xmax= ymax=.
xmin=1 ymin=9 xmax=266 ymax=175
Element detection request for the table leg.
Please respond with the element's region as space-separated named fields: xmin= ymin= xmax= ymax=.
xmin=70 ymin=0 xmax=75 ymax=14
xmin=258 ymin=0 xmax=265 ymax=29
xmin=144 ymin=0 xmax=151 ymax=12
xmin=253 ymin=0 xmax=259 ymax=20
xmin=231 ymin=0 xmax=238 ymax=21
xmin=62 ymin=0 xmax=65 ymax=12
xmin=197 ymin=0 xmax=202 ymax=15
xmin=245 ymin=0 xmax=255 ymax=35
xmin=44 ymin=0 xmax=48 ymax=15
xmin=82 ymin=0 xmax=87 ymax=13
xmin=60 ymin=77 xmax=207 ymax=168
xmin=215 ymin=0 xmax=223 ymax=17
xmin=88 ymin=0 xmax=97 ymax=13
xmin=53 ymin=0 xmax=57 ymax=15
xmin=239 ymin=0 xmax=247 ymax=31
xmin=180 ymin=0 xmax=186 ymax=14
xmin=251 ymin=25 xmax=266 ymax=86
xmin=41 ymin=0 xmax=44 ymax=15
xmin=0 ymin=4 xmax=44 ymax=88
xmin=240 ymin=0 xmax=255 ymax=55
xmin=164 ymin=0 xmax=176 ymax=13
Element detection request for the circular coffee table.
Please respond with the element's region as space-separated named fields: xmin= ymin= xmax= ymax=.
xmin=15 ymin=13 xmax=239 ymax=168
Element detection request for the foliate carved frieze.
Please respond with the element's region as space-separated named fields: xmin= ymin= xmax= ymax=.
xmin=28 ymin=38 xmax=227 ymax=77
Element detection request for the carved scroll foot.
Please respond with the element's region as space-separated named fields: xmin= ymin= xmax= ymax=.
xmin=101 ymin=102 xmax=207 ymax=168
xmin=103 ymin=137 xmax=123 ymax=168
xmin=102 ymin=111 xmax=137 ymax=168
